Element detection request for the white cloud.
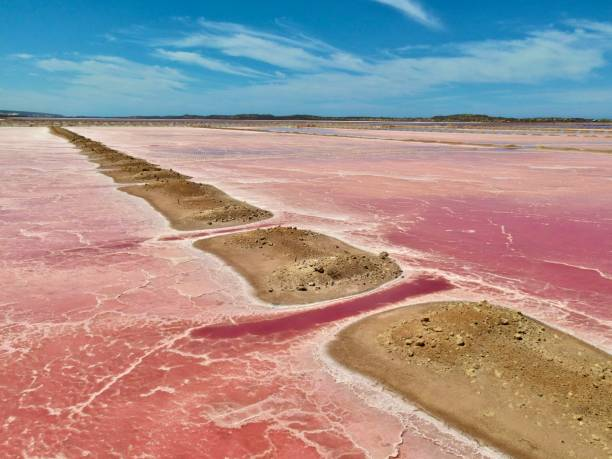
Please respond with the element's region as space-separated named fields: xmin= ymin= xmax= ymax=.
xmin=9 ymin=53 xmax=34 ymax=59
xmin=196 ymin=22 xmax=612 ymax=107
xmin=374 ymin=29 xmax=607 ymax=90
xmin=154 ymin=49 xmax=265 ymax=77
xmin=373 ymin=0 xmax=442 ymax=29
xmin=165 ymin=19 xmax=367 ymax=72
xmin=11 ymin=20 xmax=612 ymax=117
xmin=566 ymin=19 xmax=612 ymax=35
xmin=103 ymin=33 xmax=117 ymax=42
xmin=36 ymin=55 xmax=188 ymax=96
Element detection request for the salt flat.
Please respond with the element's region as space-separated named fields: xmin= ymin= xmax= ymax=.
xmin=1 ymin=125 xmax=610 ymax=457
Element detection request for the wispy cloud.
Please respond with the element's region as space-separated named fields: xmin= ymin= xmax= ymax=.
xmin=177 ymin=21 xmax=612 ymax=113
xmin=373 ymin=0 xmax=442 ymax=29
xmin=36 ymin=55 xmax=188 ymax=96
xmin=154 ymin=49 xmax=265 ymax=77
xmin=8 ymin=53 xmax=34 ymax=59
xmin=12 ymin=20 xmax=612 ymax=117
xmin=164 ymin=19 xmax=367 ymax=73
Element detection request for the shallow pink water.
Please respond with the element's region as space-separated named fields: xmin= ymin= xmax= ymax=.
xmin=258 ymin=125 xmax=612 ymax=149
xmin=192 ymin=276 xmax=453 ymax=340
xmin=2 ymin=125 xmax=611 ymax=457
xmin=75 ymin=126 xmax=612 ymax=343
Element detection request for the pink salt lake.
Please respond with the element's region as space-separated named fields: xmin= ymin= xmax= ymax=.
xmin=1 ymin=125 xmax=611 ymax=458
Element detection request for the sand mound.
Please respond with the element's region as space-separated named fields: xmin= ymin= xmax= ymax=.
xmin=50 ymin=127 xmax=272 ymax=230
xmin=122 ymin=179 xmax=271 ymax=230
xmin=195 ymin=227 xmax=402 ymax=304
xmin=329 ymin=301 xmax=611 ymax=458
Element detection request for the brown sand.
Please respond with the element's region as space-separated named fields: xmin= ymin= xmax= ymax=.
xmin=50 ymin=127 xmax=272 ymax=230
xmin=121 ymin=180 xmax=271 ymax=230
xmin=329 ymin=301 xmax=611 ymax=459
xmin=194 ymin=227 xmax=402 ymax=304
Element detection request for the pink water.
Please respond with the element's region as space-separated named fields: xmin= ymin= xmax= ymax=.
xmin=2 ymin=125 xmax=611 ymax=458
xmin=192 ymin=276 xmax=453 ymax=340
xmin=259 ymin=125 xmax=612 ymax=149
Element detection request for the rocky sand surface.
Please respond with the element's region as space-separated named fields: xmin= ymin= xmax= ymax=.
xmin=195 ymin=227 xmax=402 ymax=304
xmin=330 ymin=301 xmax=612 ymax=458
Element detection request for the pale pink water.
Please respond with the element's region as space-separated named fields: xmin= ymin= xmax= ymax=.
xmin=2 ymin=125 xmax=611 ymax=458
xmin=256 ymin=125 xmax=612 ymax=149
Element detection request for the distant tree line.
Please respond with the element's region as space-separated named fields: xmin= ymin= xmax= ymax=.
xmin=1 ymin=109 xmax=609 ymax=123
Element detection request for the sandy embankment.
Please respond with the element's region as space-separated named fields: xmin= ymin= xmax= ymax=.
xmin=195 ymin=227 xmax=402 ymax=305
xmin=51 ymin=127 xmax=402 ymax=305
xmin=329 ymin=301 xmax=611 ymax=459
xmin=50 ymin=127 xmax=272 ymax=230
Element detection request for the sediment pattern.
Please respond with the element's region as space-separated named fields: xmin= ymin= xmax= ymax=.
xmin=3 ymin=128 xmax=458 ymax=458
xmin=5 ymin=124 xmax=611 ymax=458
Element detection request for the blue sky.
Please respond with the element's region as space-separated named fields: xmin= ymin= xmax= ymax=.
xmin=1 ymin=0 xmax=612 ymax=117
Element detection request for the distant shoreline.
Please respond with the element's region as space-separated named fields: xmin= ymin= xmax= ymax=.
xmin=1 ymin=110 xmax=610 ymax=123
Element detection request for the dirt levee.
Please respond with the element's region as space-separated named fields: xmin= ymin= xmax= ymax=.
xmin=195 ymin=227 xmax=402 ymax=305
xmin=50 ymin=126 xmax=272 ymax=230
xmin=329 ymin=301 xmax=611 ymax=459
xmin=121 ymin=180 xmax=271 ymax=230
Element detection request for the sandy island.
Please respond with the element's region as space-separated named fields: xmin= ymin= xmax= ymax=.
xmin=195 ymin=227 xmax=402 ymax=305
xmin=329 ymin=301 xmax=611 ymax=459
xmin=51 ymin=127 xmax=272 ymax=230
